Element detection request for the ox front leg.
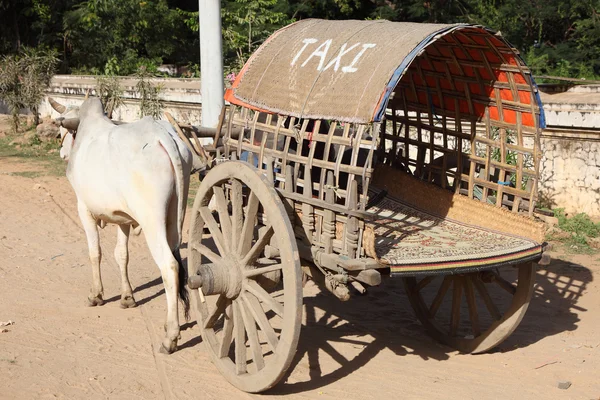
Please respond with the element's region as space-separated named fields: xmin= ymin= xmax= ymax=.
xmin=115 ymin=224 xmax=136 ymax=309
xmin=77 ymin=201 xmax=104 ymax=306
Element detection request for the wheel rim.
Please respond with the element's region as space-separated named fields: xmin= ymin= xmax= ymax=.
xmin=188 ymin=161 xmax=302 ymax=393
xmin=403 ymin=263 xmax=535 ymax=353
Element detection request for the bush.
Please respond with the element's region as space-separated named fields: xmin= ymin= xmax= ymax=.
xmin=551 ymin=208 xmax=600 ymax=252
xmin=95 ymin=75 xmax=124 ymax=118
xmin=0 ymin=47 xmax=58 ymax=131
xmin=135 ymin=66 xmax=163 ymax=119
xmin=555 ymin=209 xmax=600 ymax=238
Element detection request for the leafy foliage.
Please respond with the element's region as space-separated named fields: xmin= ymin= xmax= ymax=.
xmin=178 ymin=0 xmax=291 ymax=73
xmin=222 ymin=0 xmax=291 ymax=70
xmin=62 ymin=0 xmax=197 ymax=75
xmin=95 ymin=75 xmax=124 ymax=118
xmin=555 ymin=208 xmax=600 ymax=239
xmin=0 ymin=0 xmax=599 ymax=79
xmin=0 ymin=47 xmax=58 ymax=130
xmin=548 ymin=208 xmax=600 ymax=253
xmin=135 ymin=66 xmax=163 ymax=119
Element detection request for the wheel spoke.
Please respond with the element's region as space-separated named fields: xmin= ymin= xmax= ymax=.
xmin=416 ymin=276 xmax=435 ymax=291
xmin=492 ymin=272 xmax=517 ymax=295
xmin=246 ymin=280 xmax=284 ymax=318
xmin=204 ymin=295 xmax=230 ymax=329
xmin=241 ymin=226 xmax=274 ymax=266
xmin=199 ymin=207 xmax=227 ymax=256
xmin=231 ymin=180 xmax=244 ymax=253
xmin=239 ymin=192 xmax=259 ymax=256
xmin=218 ymin=303 xmax=234 ymax=358
xmin=428 ymin=276 xmax=452 ymax=318
xmin=241 ymin=292 xmax=279 ymax=353
xmin=213 ymin=186 xmax=232 ymax=252
xmin=449 ymin=277 xmax=462 ymax=337
xmin=244 ymin=263 xmax=283 ymax=278
xmin=473 ymin=278 xmax=502 ymax=321
xmin=464 ymin=277 xmax=481 ymax=337
xmin=191 ymin=242 xmax=223 ymax=265
xmin=233 ymin=301 xmax=247 ymax=375
xmin=239 ymin=298 xmax=265 ymax=371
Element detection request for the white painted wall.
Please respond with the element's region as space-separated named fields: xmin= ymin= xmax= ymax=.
xmin=38 ymin=75 xmax=203 ymax=125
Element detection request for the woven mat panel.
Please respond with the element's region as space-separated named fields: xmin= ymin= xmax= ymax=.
xmin=361 ymin=194 xmax=542 ymax=272
xmin=371 ymin=165 xmax=545 ymax=243
xmin=231 ymin=19 xmax=455 ymax=123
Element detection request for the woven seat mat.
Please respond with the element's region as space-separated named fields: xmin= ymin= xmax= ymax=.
xmin=362 ymin=193 xmax=542 ymax=276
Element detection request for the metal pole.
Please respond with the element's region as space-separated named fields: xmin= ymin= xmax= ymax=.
xmin=199 ymin=0 xmax=224 ymax=129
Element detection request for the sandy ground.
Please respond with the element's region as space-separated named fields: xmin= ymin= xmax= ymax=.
xmin=0 ymin=155 xmax=599 ymax=400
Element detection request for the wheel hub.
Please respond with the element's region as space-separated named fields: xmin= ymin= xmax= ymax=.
xmin=188 ymin=261 xmax=243 ymax=299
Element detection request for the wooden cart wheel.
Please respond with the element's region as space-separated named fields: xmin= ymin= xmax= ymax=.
xmin=403 ymin=262 xmax=535 ymax=354
xmin=188 ymin=161 xmax=302 ymax=393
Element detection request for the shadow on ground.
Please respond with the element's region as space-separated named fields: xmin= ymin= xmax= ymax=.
xmin=269 ymin=255 xmax=592 ymax=394
xmin=124 ymin=250 xmax=592 ymax=395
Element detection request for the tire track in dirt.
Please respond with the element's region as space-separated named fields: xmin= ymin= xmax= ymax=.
xmin=140 ymin=303 xmax=175 ymax=400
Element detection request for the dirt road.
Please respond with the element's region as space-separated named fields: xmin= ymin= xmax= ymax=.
xmin=1 ymin=156 xmax=599 ymax=400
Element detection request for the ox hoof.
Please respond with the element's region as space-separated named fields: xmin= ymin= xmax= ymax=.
xmin=159 ymin=340 xmax=178 ymax=354
xmin=87 ymin=295 xmax=104 ymax=307
xmin=163 ymin=324 xmax=182 ymax=341
xmin=119 ymin=296 xmax=137 ymax=309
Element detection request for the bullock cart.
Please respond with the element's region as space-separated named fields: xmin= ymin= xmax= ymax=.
xmin=182 ymin=19 xmax=549 ymax=393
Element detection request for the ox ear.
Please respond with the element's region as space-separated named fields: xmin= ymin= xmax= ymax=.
xmin=49 ymin=98 xmax=66 ymax=114
xmin=60 ymin=118 xmax=80 ymax=131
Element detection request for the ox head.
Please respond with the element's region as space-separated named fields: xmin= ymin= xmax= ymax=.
xmin=49 ymin=98 xmax=79 ymax=161
xmin=49 ymin=92 xmax=97 ymax=161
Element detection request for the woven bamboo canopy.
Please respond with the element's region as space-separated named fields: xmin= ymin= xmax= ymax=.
xmin=225 ymin=19 xmax=546 ymax=127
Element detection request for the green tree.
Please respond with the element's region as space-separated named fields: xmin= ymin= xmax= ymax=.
xmin=0 ymin=46 xmax=58 ymax=130
xmin=222 ymin=0 xmax=291 ymax=69
xmin=1 ymin=0 xmax=599 ymax=80
xmin=63 ymin=0 xmax=196 ymax=75
xmin=0 ymin=0 xmax=79 ymax=71
xmin=178 ymin=0 xmax=291 ymax=73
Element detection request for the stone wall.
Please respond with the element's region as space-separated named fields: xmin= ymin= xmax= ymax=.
xmin=539 ymin=130 xmax=600 ymax=216
xmin=39 ymin=75 xmax=203 ymax=125
xmin=538 ymin=84 xmax=600 ymax=216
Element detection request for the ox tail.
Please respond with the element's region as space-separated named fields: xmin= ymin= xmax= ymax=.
xmin=173 ymin=248 xmax=190 ymax=320
xmin=157 ymin=136 xmax=186 ymax=248
xmin=159 ymin=123 xmax=190 ymax=320
xmin=157 ymin=127 xmax=190 ymax=320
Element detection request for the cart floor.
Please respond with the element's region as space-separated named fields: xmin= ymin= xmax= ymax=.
xmin=364 ymin=190 xmax=543 ymax=276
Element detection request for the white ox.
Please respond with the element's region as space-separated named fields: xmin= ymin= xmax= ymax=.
xmin=50 ymin=97 xmax=195 ymax=354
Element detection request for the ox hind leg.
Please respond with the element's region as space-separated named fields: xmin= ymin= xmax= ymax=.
xmin=77 ymin=201 xmax=104 ymax=306
xmin=143 ymin=225 xmax=183 ymax=354
xmin=163 ymin=204 xmax=190 ymax=335
xmin=115 ymin=224 xmax=136 ymax=308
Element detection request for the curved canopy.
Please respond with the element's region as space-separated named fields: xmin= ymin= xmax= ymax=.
xmin=225 ymin=19 xmax=545 ymax=127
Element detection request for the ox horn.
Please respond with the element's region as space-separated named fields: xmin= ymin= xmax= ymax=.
xmin=48 ymin=98 xmax=66 ymax=114
xmin=60 ymin=118 xmax=80 ymax=131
